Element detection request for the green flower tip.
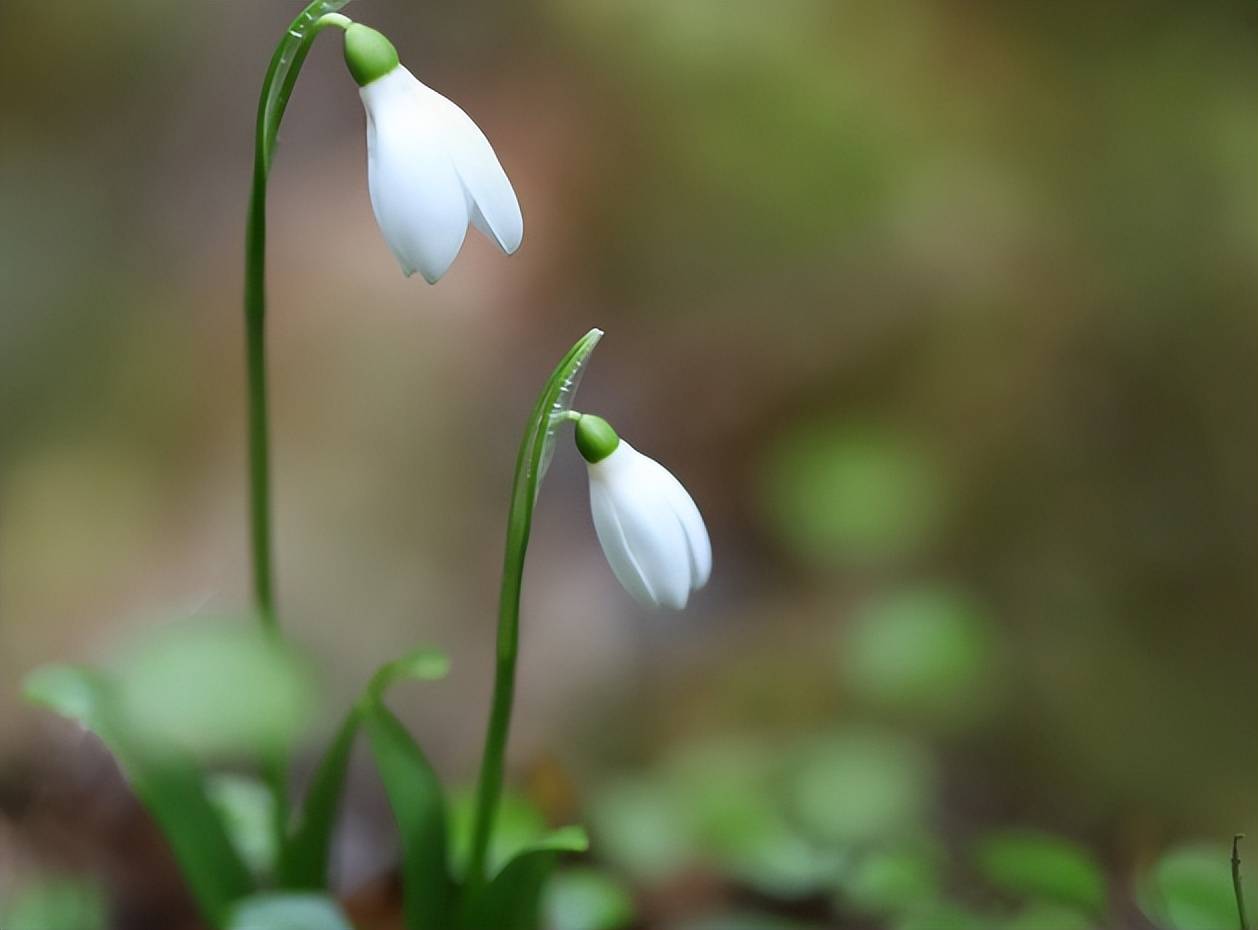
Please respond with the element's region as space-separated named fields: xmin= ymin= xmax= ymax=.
xmin=575 ymin=414 xmax=620 ymax=464
xmin=343 ymin=24 xmax=399 ymax=87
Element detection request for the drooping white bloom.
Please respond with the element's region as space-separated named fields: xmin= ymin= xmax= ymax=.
xmin=579 ymin=420 xmax=711 ymax=610
xmin=347 ymin=26 xmax=523 ymax=283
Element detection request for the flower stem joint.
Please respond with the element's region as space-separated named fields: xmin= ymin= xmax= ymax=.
xmin=574 ymin=414 xmax=711 ymax=611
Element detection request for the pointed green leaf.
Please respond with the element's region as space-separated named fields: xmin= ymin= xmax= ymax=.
xmin=464 ymin=827 xmax=589 ymax=930
xmin=363 ymin=701 xmax=453 ymax=930
xmin=448 ymin=789 xmax=548 ymax=882
xmin=368 ymin=648 xmax=452 ymax=702
xmin=228 ymin=893 xmax=352 ymax=930
xmin=208 ymin=774 xmax=279 ymax=880
xmin=280 ymin=648 xmax=449 ymax=891
xmin=24 ymin=664 xmax=254 ymax=928
xmin=278 ymin=712 xmax=357 ymax=889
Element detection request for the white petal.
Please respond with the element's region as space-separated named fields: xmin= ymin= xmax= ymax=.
xmin=652 ymin=461 xmax=712 ymax=590
xmin=589 ymin=477 xmax=658 ymax=608
xmin=588 ymin=444 xmax=693 ymax=610
xmin=361 ymin=68 xmax=470 ymax=282
xmin=424 ymin=88 xmax=524 ymax=255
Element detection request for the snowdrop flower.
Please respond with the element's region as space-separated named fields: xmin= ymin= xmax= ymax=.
xmin=575 ymin=414 xmax=711 ymax=610
xmin=343 ymin=24 xmax=523 ymax=283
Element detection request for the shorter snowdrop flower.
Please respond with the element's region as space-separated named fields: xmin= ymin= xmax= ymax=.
xmin=574 ymin=414 xmax=711 ymax=610
xmin=343 ymin=24 xmax=523 ymax=283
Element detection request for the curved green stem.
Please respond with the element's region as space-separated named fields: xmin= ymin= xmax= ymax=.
xmin=244 ymin=0 xmax=355 ymax=876
xmin=465 ymin=331 xmax=603 ymax=896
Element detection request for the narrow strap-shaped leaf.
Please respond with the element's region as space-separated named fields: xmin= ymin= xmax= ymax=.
xmin=276 ymin=711 xmax=357 ymax=888
xmin=463 ymin=827 xmax=590 ymax=930
xmin=362 ymin=701 xmax=454 ymax=930
xmin=25 ymin=665 xmax=254 ymax=929
xmin=280 ymin=648 xmax=450 ymax=890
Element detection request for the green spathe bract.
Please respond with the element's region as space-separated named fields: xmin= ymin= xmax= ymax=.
xmin=343 ymin=23 xmax=399 ymax=86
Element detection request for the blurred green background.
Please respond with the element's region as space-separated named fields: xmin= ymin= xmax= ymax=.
xmin=1 ymin=1 xmax=1255 ymax=928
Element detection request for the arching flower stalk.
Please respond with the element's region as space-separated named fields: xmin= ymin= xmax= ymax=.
xmin=241 ymin=0 xmax=523 ymax=877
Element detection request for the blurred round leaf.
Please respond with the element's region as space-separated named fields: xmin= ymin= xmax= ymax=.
xmin=787 ymin=730 xmax=934 ymax=844
xmin=838 ymin=844 xmax=941 ymax=918
xmin=974 ymin=830 xmax=1105 ymax=916
xmin=1006 ymin=903 xmax=1097 ymax=930
xmin=544 ymin=867 xmax=635 ymax=930
xmin=662 ymin=738 xmax=840 ymax=896
xmin=207 ymin=774 xmax=277 ymax=879
xmin=664 ymin=738 xmax=776 ymax=848
xmin=113 ymin=621 xmax=316 ymax=759
xmin=446 ymin=788 xmax=547 ymax=880
xmin=589 ymin=777 xmax=694 ymax=882
xmin=671 ymin=913 xmax=823 ymax=930
xmin=840 ymin=586 xmax=997 ymax=726
xmin=719 ymin=818 xmax=845 ymax=898
xmin=228 ymin=893 xmax=352 ymax=930
xmin=1 ymin=879 xmax=107 ymax=930
xmin=893 ymin=904 xmax=993 ymax=930
xmin=23 ymin=664 xmax=100 ymax=726
xmin=1137 ymin=843 xmax=1255 ymax=930
xmin=760 ymin=424 xmax=944 ymax=565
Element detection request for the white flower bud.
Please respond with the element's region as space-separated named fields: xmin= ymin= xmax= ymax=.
xmin=584 ymin=439 xmax=711 ymax=610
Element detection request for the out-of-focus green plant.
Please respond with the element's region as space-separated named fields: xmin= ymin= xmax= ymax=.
xmin=17 ymin=0 xmax=721 ymax=918
xmin=1138 ymin=841 xmax=1258 ymax=930
xmin=0 ymin=878 xmax=108 ymax=930
xmin=543 ymin=867 xmax=635 ymax=930
xmin=228 ymin=893 xmax=353 ymax=930
xmin=760 ymin=422 xmax=945 ymax=565
xmin=839 ymin=585 xmax=999 ymax=728
xmin=973 ymin=829 xmax=1106 ymax=918
xmin=25 ymin=324 xmax=683 ymax=929
xmin=788 ymin=730 xmax=935 ymax=845
xmin=835 ymin=842 xmax=942 ymax=920
xmin=23 ymin=626 xmax=441 ymax=927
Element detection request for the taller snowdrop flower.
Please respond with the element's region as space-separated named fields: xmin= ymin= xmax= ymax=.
xmin=574 ymin=414 xmax=712 ymax=610
xmin=343 ymin=24 xmax=524 ymax=283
